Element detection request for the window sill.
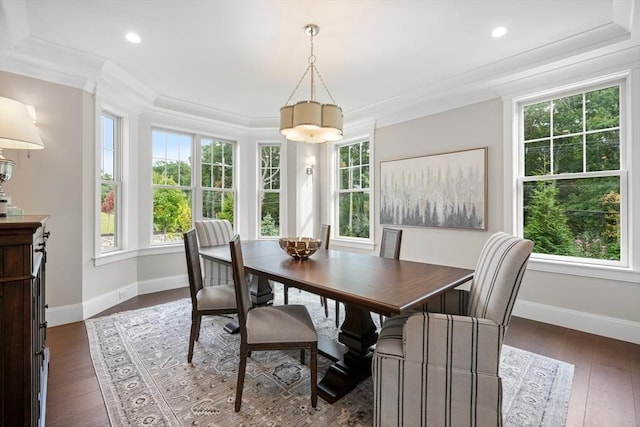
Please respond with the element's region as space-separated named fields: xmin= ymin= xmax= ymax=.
xmin=94 ymin=249 xmax=139 ymax=266
xmin=93 ymin=244 xmax=194 ymax=266
xmin=528 ymin=257 xmax=639 ymax=284
xmin=330 ymin=238 xmax=375 ymax=253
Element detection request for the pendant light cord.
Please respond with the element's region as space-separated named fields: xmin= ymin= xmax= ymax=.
xmin=283 ymin=25 xmax=337 ymax=106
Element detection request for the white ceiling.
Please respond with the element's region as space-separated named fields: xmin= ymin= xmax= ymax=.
xmin=0 ymin=0 xmax=637 ymax=126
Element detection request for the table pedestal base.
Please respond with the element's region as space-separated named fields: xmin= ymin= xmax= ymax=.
xmin=317 ymin=304 xmax=378 ymax=403
xmin=250 ymin=275 xmax=274 ymax=305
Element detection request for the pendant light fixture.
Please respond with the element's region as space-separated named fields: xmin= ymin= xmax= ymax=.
xmin=280 ymin=24 xmax=343 ymax=144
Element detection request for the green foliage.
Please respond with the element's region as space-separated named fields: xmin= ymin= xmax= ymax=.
xmin=260 ymin=192 xmax=280 ymax=236
xmin=522 ymin=85 xmax=621 ymax=261
xmin=261 ymin=213 xmax=279 ymax=237
xmin=524 ymin=181 xmax=575 ymax=255
xmin=153 ymin=160 xmax=191 ymax=186
xmin=339 ymin=191 xmax=370 ymax=238
xmin=152 ymin=170 xmax=192 ymax=240
xmin=338 ymin=141 xmax=370 ymax=238
xmin=202 ymin=140 xmax=233 ymax=189
xmin=218 ymin=192 xmax=234 ymax=224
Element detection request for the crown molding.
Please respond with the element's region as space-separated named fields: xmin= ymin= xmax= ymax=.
xmin=351 ymin=20 xmax=633 ymax=128
xmin=153 ymin=95 xmax=250 ymax=128
xmin=96 ymin=61 xmax=157 ymax=115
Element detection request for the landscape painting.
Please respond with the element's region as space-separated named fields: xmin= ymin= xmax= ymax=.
xmin=380 ymin=147 xmax=487 ymax=230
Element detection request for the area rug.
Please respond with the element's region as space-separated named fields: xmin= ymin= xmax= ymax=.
xmin=86 ymin=285 xmax=574 ymax=426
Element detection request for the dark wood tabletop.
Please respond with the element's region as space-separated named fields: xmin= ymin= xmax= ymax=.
xmin=200 ymin=239 xmax=474 ymax=403
xmin=200 ymin=239 xmax=474 ymax=317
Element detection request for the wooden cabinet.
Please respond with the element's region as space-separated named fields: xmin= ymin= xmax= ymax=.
xmin=0 ymin=215 xmax=49 ymax=427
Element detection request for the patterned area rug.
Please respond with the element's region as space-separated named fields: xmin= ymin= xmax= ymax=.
xmin=86 ymin=285 xmax=574 ymax=426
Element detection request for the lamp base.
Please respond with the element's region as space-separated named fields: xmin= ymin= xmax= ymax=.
xmin=7 ymin=206 xmax=23 ymax=216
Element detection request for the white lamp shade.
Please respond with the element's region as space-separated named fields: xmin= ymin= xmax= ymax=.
xmin=280 ymin=101 xmax=343 ymax=144
xmin=0 ymin=97 xmax=45 ymax=150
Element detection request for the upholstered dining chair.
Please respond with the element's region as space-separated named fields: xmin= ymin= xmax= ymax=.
xmin=183 ymin=229 xmax=237 ymax=363
xmin=194 ymin=219 xmax=234 ymax=287
xmin=229 ymin=234 xmax=318 ymax=412
xmin=283 ymin=224 xmax=331 ymax=317
xmin=372 ymin=232 xmax=533 ymax=427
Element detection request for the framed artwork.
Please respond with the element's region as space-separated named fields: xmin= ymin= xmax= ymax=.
xmin=380 ymin=147 xmax=487 ymax=230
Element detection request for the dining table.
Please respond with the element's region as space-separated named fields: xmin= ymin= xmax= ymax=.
xmin=199 ymin=239 xmax=474 ymax=403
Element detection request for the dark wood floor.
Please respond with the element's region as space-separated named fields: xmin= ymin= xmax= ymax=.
xmin=45 ymin=288 xmax=639 ymax=427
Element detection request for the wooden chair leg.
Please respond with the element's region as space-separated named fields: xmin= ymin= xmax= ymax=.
xmin=284 ymin=285 xmax=289 ymax=305
xmin=335 ymin=301 xmax=340 ymax=329
xmin=321 ymin=297 xmax=329 ymax=318
xmin=379 ymin=314 xmax=384 ymax=326
xmin=300 ymin=349 xmax=305 ymax=364
xmin=235 ymin=346 xmax=248 ymax=412
xmin=194 ymin=315 xmax=202 ymax=341
xmin=187 ymin=312 xmax=199 ymax=363
xmin=310 ymin=345 xmax=317 ymax=408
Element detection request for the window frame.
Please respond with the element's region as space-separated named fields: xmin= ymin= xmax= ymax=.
xmin=257 ymin=142 xmax=283 ymax=239
xmin=333 ymin=137 xmax=373 ymax=245
xmin=150 ymin=127 xmax=194 ymax=245
xmin=510 ymin=74 xmax=632 ymax=274
xmin=198 ymin=135 xmax=237 ymax=224
xmin=97 ymin=110 xmax=123 ymax=255
xmin=150 ymin=128 xmax=237 ymax=246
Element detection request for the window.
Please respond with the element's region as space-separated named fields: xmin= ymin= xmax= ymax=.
xmin=150 ymin=130 xmax=236 ymax=245
xmin=99 ymin=113 xmax=121 ymax=253
xmin=336 ymin=140 xmax=371 ymax=239
xmin=258 ymin=144 xmax=281 ymax=237
xmin=517 ymin=80 xmax=626 ymax=265
xmin=201 ymin=137 xmax=235 ymax=223
xmin=151 ymin=129 xmax=193 ymax=244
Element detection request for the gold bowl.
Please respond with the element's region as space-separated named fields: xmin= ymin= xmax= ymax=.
xmin=279 ymin=237 xmax=322 ymax=260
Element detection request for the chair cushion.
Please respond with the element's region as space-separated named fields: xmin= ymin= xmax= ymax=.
xmin=375 ymin=313 xmax=412 ymax=358
xmin=196 ymin=284 xmax=237 ymax=310
xmin=195 ymin=220 xmax=233 ymax=247
xmin=246 ymin=305 xmax=317 ymax=344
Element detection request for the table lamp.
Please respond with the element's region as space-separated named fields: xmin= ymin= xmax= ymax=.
xmin=0 ymin=96 xmax=45 ymax=217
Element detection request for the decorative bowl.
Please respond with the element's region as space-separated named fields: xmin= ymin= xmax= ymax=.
xmin=279 ymin=237 xmax=322 ymax=260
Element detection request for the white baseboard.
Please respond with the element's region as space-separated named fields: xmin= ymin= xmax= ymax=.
xmin=46 ymin=276 xmax=188 ymax=327
xmin=138 ymin=274 xmax=188 ymax=295
xmin=83 ymin=282 xmax=139 ymax=320
xmin=46 ymin=302 xmax=84 ymax=327
xmin=513 ymin=299 xmax=640 ymax=345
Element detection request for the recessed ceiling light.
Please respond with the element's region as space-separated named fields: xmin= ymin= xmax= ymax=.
xmin=126 ymin=32 xmax=141 ymax=44
xmin=492 ymin=26 xmax=508 ymax=38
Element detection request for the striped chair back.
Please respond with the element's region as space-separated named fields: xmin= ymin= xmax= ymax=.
xmin=467 ymin=232 xmax=534 ymax=328
xmin=194 ymin=220 xmax=234 ymax=287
